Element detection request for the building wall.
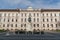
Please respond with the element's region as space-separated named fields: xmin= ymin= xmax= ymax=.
xmin=0 ymin=8 xmax=60 ymax=31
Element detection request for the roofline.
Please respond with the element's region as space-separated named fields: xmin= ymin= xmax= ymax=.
xmin=0 ymin=9 xmax=60 ymax=12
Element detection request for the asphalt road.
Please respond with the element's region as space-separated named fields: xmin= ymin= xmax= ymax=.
xmin=0 ymin=31 xmax=60 ymax=40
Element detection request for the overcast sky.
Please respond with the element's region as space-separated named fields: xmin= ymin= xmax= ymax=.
xmin=0 ymin=0 xmax=60 ymax=9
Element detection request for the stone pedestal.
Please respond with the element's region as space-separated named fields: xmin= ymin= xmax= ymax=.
xmin=26 ymin=23 xmax=32 ymax=32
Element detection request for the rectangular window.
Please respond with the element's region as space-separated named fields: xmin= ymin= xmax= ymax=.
xmin=8 ymin=13 xmax=10 ymax=17
xmin=51 ymin=13 xmax=52 ymax=16
xmin=43 ymin=14 xmax=44 ymax=16
xmin=25 ymin=18 xmax=26 ymax=22
xmin=8 ymin=19 xmax=9 ymax=22
xmin=47 ymin=19 xmax=48 ymax=22
xmin=0 ymin=18 xmax=1 ymax=22
xmin=21 ymin=13 xmax=23 ymax=17
xmin=37 ymin=24 xmax=39 ymax=27
xmin=25 ymin=13 xmax=26 ymax=17
xmin=16 ymin=13 xmax=18 ymax=17
xmin=59 ymin=13 xmax=60 ymax=16
xmin=37 ymin=18 xmax=39 ymax=22
xmin=43 ymin=24 xmax=45 ymax=27
xmin=55 ymin=14 xmax=56 ymax=17
xmin=34 ymin=24 xmax=35 ymax=27
xmin=0 ymin=14 xmax=2 ymax=17
xmin=21 ymin=24 xmax=23 ymax=27
xmin=4 ymin=18 xmax=5 ymax=22
xmin=55 ymin=18 xmax=57 ymax=22
xmin=34 ymin=13 xmax=35 ymax=17
xmin=43 ymin=19 xmax=44 ymax=22
xmin=51 ymin=24 xmax=53 ymax=27
xmin=16 ymin=19 xmax=17 ymax=22
xmin=11 ymin=24 xmax=13 ymax=27
xmin=21 ymin=18 xmax=23 ymax=22
xmin=3 ymin=24 xmax=5 ymax=27
xmin=34 ymin=18 xmax=35 ymax=22
xmin=4 ymin=13 xmax=6 ymax=17
xmin=56 ymin=24 xmax=57 ymax=27
xmin=37 ymin=13 xmax=39 ymax=17
xmin=47 ymin=24 xmax=49 ymax=27
xmin=47 ymin=13 xmax=48 ymax=16
xmin=7 ymin=24 xmax=9 ymax=27
xmin=24 ymin=24 xmax=26 ymax=27
xmin=15 ymin=24 xmax=17 ymax=27
xmin=51 ymin=18 xmax=52 ymax=22
xmin=12 ymin=19 xmax=14 ymax=22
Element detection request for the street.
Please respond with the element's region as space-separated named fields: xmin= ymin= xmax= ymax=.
xmin=0 ymin=31 xmax=60 ymax=40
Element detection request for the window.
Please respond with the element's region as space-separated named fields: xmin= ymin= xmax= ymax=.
xmin=15 ymin=24 xmax=17 ymax=27
xmin=37 ymin=18 xmax=39 ymax=22
xmin=34 ymin=18 xmax=35 ymax=22
xmin=8 ymin=13 xmax=10 ymax=17
xmin=43 ymin=24 xmax=45 ymax=27
xmin=7 ymin=24 xmax=9 ymax=27
xmin=43 ymin=19 xmax=44 ymax=22
xmin=47 ymin=13 xmax=48 ymax=16
xmin=34 ymin=24 xmax=35 ymax=27
xmin=21 ymin=24 xmax=23 ymax=27
xmin=8 ymin=19 xmax=9 ymax=22
xmin=43 ymin=14 xmax=44 ymax=16
xmin=51 ymin=24 xmax=53 ymax=27
xmin=47 ymin=19 xmax=48 ymax=22
xmin=29 ymin=13 xmax=31 ymax=16
xmin=12 ymin=19 xmax=14 ymax=22
xmin=21 ymin=18 xmax=23 ymax=22
xmin=11 ymin=24 xmax=13 ymax=27
xmin=55 ymin=18 xmax=57 ymax=22
xmin=0 ymin=14 xmax=2 ymax=17
xmin=25 ymin=13 xmax=26 ymax=17
xmin=51 ymin=18 xmax=52 ymax=22
xmin=3 ymin=24 xmax=5 ymax=27
xmin=21 ymin=13 xmax=23 ymax=17
xmin=34 ymin=13 xmax=35 ymax=17
xmin=47 ymin=24 xmax=49 ymax=27
xmin=37 ymin=13 xmax=39 ymax=17
xmin=24 ymin=24 xmax=26 ymax=27
xmin=59 ymin=13 xmax=60 ymax=16
xmin=51 ymin=13 xmax=52 ymax=16
xmin=55 ymin=14 xmax=56 ymax=16
xmin=25 ymin=18 xmax=26 ymax=22
xmin=4 ymin=18 xmax=5 ymax=22
xmin=37 ymin=24 xmax=39 ymax=27
xmin=4 ymin=13 xmax=6 ymax=17
xmin=56 ymin=24 xmax=57 ymax=27
xmin=16 ymin=13 xmax=18 ymax=17
xmin=0 ymin=18 xmax=1 ymax=22
xmin=16 ymin=19 xmax=17 ymax=22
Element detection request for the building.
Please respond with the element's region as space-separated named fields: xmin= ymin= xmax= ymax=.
xmin=0 ymin=7 xmax=60 ymax=31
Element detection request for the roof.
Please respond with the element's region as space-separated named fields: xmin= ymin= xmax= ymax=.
xmin=41 ymin=9 xmax=60 ymax=12
xmin=0 ymin=9 xmax=60 ymax=12
xmin=0 ymin=9 xmax=20 ymax=12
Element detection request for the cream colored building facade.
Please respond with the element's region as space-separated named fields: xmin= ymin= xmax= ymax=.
xmin=0 ymin=7 xmax=60 ymax=31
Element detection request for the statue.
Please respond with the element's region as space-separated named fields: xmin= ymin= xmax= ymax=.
xmin=26 ymin=13 xmax=32 ymax=32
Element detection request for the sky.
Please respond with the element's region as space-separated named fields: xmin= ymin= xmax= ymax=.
xmin=0 ymin=0 xmax=60 ymax=9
